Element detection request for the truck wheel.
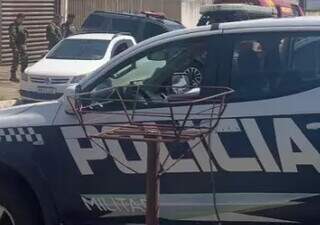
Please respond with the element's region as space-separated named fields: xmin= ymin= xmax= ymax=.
xmin=184 ymin=63 xmax=203 ymax=88
xmin=0 ymin=178 xmax=42 ymax=225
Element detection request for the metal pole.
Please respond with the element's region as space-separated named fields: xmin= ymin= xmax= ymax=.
xmin=146 ymin=138 xmax=160 ymax=225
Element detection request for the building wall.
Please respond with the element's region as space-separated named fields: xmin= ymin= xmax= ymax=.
xmin=181 ymin=0 xmax=211 ymax=28
xmin=305 ymin=0 xmax=320 ymax=11
xmin=68 ymin=0 xmax=181 ymax=29
xmin=306 ymin=11 xmax=320 ymax=16
xmin=0 ymin=0 xmax=60 ymax=64
xmin=289 ymin=0 xmax=299 ymax=4
xmin=60 ymin=0 xmax=69 ymax=20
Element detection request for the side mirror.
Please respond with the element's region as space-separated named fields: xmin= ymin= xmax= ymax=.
xmin=63 ymin=84 xmax=79 ymax=114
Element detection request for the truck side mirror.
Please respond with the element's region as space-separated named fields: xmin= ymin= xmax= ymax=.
xmin=63 ymin=84 xmax=79 ymax=114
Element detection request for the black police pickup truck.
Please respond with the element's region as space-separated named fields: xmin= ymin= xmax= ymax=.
xmin=81 ymin=11 xmax=185 ymax=42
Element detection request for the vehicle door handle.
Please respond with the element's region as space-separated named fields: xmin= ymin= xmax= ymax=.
xmin=306 ymin=123 xmax=320 ymax=130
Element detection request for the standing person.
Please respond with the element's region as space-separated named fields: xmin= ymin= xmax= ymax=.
xmin=9 ymin=13 xmax=28 ymax=82
xmin=46 ymin=15 xmax=62 ymax=50
xmin=61 ymin=14 xmax=76 ymax=38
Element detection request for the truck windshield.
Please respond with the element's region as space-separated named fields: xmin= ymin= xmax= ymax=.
xmin=47 ymin=39 xmax=109 ymax=60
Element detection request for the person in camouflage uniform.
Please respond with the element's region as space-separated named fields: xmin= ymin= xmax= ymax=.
xmin=9 ymin=13 xmax=29 ymax=82
xmin=61 ymin=14 xmax=77 ymax=38
xmin=46 ymin=15 xmax=62 ymax=50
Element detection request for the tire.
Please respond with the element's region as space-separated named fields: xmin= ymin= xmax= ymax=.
xmin=0 ymin=176 xmax=42 ymax=225
xmin=183 ymin=62 xmax=204 ymax=88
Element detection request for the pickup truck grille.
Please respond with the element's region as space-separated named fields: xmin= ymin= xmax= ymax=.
xmin=30 ymin=76 xmax=70 ymax=84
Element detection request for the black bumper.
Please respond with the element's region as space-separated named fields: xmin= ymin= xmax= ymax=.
xmin=20 ymin=90 xmax=63 ymax=100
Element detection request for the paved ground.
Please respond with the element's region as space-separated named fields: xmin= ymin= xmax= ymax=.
xmin=0 ymin=100 xmax=18 ymax=109
xmin=0 ymin=66 xmax=20 ymax=101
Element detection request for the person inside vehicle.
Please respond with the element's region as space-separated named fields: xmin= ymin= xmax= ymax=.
xmin=232 ymin=40 xmax=265 ymax=98
xmin=238 ymin=41 xmax=260 ymax=75
xmin=260 ymin=37 xmax=283 ymax=92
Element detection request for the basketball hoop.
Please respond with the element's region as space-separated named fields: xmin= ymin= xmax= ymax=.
xmin=67 ymin=84 xmax=234 ymax=225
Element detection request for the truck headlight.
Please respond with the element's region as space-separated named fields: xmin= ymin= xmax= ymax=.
xmin=71 ymin=75 xmax=86 ymax=84
xmin=21 ymin=73 xmax=29 ymax=82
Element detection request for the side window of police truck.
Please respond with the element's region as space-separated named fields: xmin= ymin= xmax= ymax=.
xmin=111 ymin=42 xmax=129 ymax=58
xmin=87 ymin=37 xmax=216 ymax=110
xmin=229 ymin=33 xmax=320 ymax=101
xmin=82 ymin=14 xmax=107 ymax=31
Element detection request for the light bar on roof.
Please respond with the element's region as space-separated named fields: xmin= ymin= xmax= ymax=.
xmin=142 ymin=11 xmax=166 ymax=19
xmin=280 ymin=6 xmax=293 ymax=15
xmin=264 ymin=0 xmax=275 ymax=7
xmin=200 ymin=3 xmax=277 ymax=16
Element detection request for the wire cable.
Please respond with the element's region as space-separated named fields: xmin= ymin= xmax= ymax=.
xmin=208 ymin=103 xmax=222 ymax=225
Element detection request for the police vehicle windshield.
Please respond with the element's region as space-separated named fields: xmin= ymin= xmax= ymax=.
xmin=47 ymin=39 xmax=110 ymax=60
xmin=90 ymin=39 xmax=208 ymax=103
